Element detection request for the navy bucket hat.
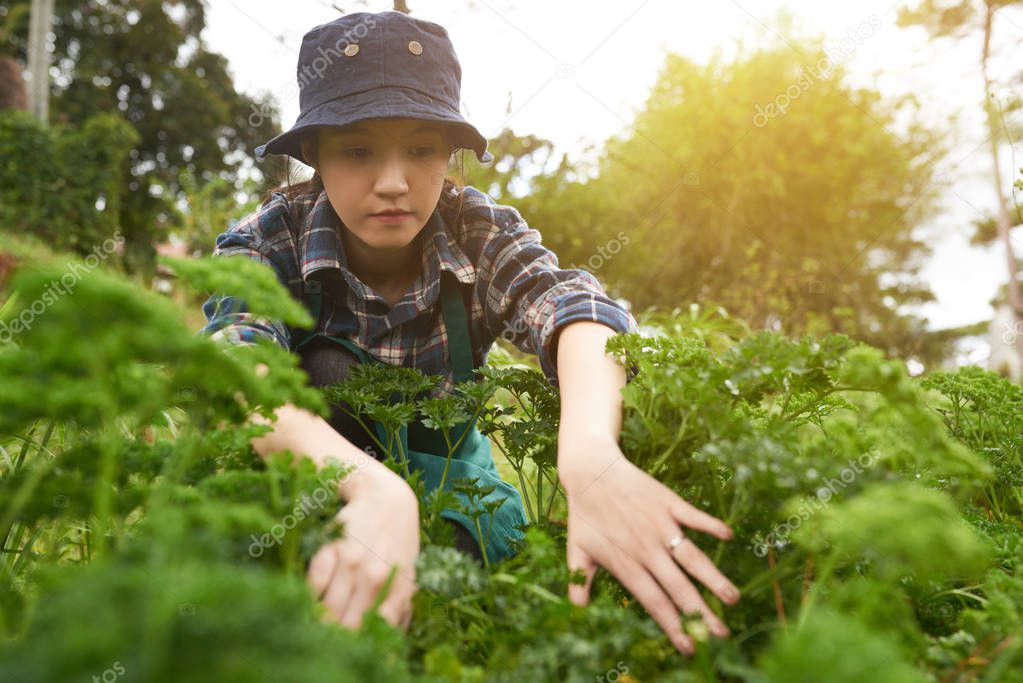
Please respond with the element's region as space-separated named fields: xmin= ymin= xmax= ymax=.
xmin=255 ymin=10 xmax=493 ymax=166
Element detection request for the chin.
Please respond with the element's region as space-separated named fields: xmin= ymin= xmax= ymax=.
xmin=358 ymin=230 xmax=419 ymax=249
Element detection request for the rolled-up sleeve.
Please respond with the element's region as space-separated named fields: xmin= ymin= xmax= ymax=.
xmin=199 ymin=217 xmax=293 ymax=352
xmin=471 ymin=201 xmax=638 ymax=387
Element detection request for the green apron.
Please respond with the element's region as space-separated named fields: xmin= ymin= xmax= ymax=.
xmin=292 ymin=271 xmax=528 ymax=564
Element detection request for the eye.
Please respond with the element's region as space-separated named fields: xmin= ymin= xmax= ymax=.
xmin=341 ymin=148 xmax=370 ymax=159
xmin=338 ymin=146 xmax=438 ymax=159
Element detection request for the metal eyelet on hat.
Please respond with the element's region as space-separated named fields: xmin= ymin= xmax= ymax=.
xmin=344 ymin=44 xmax=359 ymax=57
xmin=408 ymin=40 xmax=423 ymax=55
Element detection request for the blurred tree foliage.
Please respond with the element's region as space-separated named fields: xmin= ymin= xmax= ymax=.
xmin=174 ymin=169 xmax=262 ymax=257
xmin=0 ymin=2 xmax=975 ymax=365
xmin=897 ymin=0 xmax=1023 ymax=319
xmin=477 ymin=39 xmax=953 ymax=365
xmin=0 ymin=109 xmax=137 ymax=258
xmin=452 ymin=127 xmax=568 ymax=202
xmin=0 ymin=0 xmax=281 ymax=274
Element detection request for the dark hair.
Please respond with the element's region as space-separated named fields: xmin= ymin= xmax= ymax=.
xmin=259 ymin=127 xmax=470 ymax=230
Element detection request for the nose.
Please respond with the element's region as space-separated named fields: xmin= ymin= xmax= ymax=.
xmin=373 ymin=148 xmax=410 ymax=197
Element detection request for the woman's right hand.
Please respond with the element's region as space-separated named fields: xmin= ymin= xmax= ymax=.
xmin=306 ymin=463 xmax=421 ymax=631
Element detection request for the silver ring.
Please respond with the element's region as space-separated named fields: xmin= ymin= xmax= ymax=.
xmin=668 ymin=535 xmax=684 ymax=550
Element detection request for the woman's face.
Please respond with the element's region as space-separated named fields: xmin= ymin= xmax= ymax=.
xmin=303 ymin=117 xmax=452 ymax=254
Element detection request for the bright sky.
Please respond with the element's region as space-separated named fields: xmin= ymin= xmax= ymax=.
xmin=202 ymin=0 xmax=1023 ymax=365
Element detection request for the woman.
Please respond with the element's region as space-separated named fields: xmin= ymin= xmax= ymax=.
xmin=200 ymin=10 xmax=739 ymax=656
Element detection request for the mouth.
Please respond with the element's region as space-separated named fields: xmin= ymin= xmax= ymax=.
xmin=371 ymin=210 xmax=413 ymax=217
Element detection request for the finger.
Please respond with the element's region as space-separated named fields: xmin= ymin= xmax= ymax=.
xmin=307 ymin=544 xmax=339 ymax=600
xmin=647 ymin=549 xmax=731 ymax=639
xmin=668 ymin=495 xmax=733 ymax=540
xmin=611 ymin=552 xmax=695 ymax=655
xmin=666 ymin=529 xmax=740 ymax=605
xmin=337 ymin=585 xmax=373 ymax=629
xmin=320 ymin=546 xmax=356 ymax=625
xmin=338 ymin=558 xmax=398 ymax=629
xmin=376 ymin=576 xmax=415 ymax=631
xmin=376 ymin=592 xmax=410 ymax=630
xmin=566 ymin=537 xmax=598 ymax=607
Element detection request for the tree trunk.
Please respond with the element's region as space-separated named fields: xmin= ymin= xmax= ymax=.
xmin=981 ymin=1 xmax=1023 ymax=369
xmin=27 ymin=0 xmax=56 ymax=123
xmin=0 ymin=56 xmax=28 ymax=111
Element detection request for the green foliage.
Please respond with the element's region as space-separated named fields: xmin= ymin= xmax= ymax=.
xmin=0 ymin=258 xmax=326 ymax=433
xmin=509 ymin=33 xmax=948 ymax=365
xmin=476 ymin=366 xmax=560 ymax=527
xmin=1 ymin=0 xmax=285 ymax=276
xmin=0 ymin=556 xmax=420 ymax=682
xmin=162 ymin=254 xmax=313 ymax=330
xmin=2 ymin=238 xmax=1023 ymax=681
xmin=922 ymin=366 xmax=1023 ymax=515
xmin=758 ymin=608 xmax=928 ymax=683
xmin=175 ymin=168 xmax=264 ymax=257
xmin=410 ymin=526 xmax=670 ymax=683
xmin=793 ymin=481 xmax=992 ymax=582
xmin=0 ymin=109 xmax=137 ymax=260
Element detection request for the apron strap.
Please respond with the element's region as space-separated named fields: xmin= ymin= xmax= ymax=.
xmin=439 ymin=270 xmax=475 ymax=384
xmin=291 ymin=280 xmax=323 ymax=353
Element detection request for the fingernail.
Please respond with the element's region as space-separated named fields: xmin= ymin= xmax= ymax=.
xmin=677 ymin=635 xmax=695 ymax=656
xmin=723 ymin=584 xmax=740 ymax=603
xmin=714 ymin=622 xmax=731 ymax=638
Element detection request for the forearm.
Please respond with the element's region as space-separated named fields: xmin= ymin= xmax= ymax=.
xmin=555 ymin=321 xmax=627 ymax=480
xmin=248 ymin=401 xmax=395 ymax=503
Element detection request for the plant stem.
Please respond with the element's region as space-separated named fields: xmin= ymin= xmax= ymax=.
xmin=435 ymin=429 xmax=456 ymax=497
xmin=801 ymin=552 xmax=814 ymax=605
xmin=516 ymin=468 xmax=535 ymax=524
xmin=767 ymin=546 xmax=787 ymax=628
xmin=428 ymin=431 xmax=458 ymax=530
xmin=474 ymin=516 xmax=489 ymax=569
xmin=544 ymin=473 xmax=559 ymax=522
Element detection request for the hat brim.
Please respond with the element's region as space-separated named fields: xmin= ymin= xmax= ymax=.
xmin=255 ymin=86 xmax=493 ymax=165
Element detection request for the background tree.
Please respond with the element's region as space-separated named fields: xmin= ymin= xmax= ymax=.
xmin=450 ymin=126 xmax=564 ymax=203
xmin=0 ymin=54 xmax=25 ymax=109
xmin=898 ymin=0 xmax=1023 ymax=366
xmin=506 ymin=37 xmax=953 ymax=365
xmin=0 ymin=109 xmax=138 ymax=259
xmin=0 ymin=0 xmax=282 ymax=275
xmin=174 ymin=169 xmax=262 ymax=257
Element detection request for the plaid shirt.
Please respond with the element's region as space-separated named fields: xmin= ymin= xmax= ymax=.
xmin=200 ymin=184 xmax=638 ymax=396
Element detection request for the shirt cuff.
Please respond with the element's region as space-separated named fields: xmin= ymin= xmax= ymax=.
xmin=536 ymin=291 xmax=639 ymax=388
xmin=204 ymin=323 xmax=289 ymax=351
xmin=199 ymin=294 xmax=292 ymax=351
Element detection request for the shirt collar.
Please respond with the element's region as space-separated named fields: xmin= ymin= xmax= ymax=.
xmin=296 ymin=188 xmax=476 ymax=288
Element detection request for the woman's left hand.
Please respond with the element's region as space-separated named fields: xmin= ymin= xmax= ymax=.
xmin=557 ymin=433 xmax=740 ymax=656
